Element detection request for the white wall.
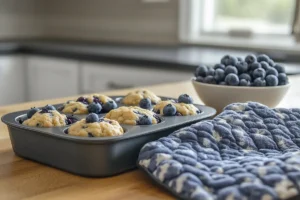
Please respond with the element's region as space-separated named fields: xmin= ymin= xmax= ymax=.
xmin=0 ymin=0 xmax=179 ymax=45
xmin=0 ymin=0 xmax=44 ymax=38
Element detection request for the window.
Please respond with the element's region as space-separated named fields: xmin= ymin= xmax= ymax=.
xmin=180 ymin=0 xmax=297 ymax=48
xmin=200 ymin=0 xmax=295 ymax=35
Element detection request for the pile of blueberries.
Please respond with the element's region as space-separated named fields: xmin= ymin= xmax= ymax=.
xmin=195 ymin=54 xmax=289 ymax=86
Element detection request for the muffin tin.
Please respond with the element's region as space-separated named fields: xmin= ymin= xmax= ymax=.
xmin=1 ymin=96 xmax=216 ymax=177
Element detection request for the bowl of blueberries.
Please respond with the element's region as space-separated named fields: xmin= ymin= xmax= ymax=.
xmin=192 ymin=54 xmax=290 ymax=112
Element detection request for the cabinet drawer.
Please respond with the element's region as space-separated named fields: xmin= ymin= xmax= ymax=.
xmin=27 ymin=56 xmax=80 ymax=101
xmin=82 ymin=62 xmax=192 ymax=93
xmin=0 ymin=56 xmax=26 ymax=105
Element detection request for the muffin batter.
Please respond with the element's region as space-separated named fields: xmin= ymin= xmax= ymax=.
xmin=23 ymin=110 xmax=67 ymax=127
xmin=105 ymin=106 xmax=160 ymax=125
xmin=153 ymin=100 xmax=200 ymax=116
xmin=122 ymin=89 xmax=161 ymax=105
xmin=61 ymin=94 xmax=115 ymax=114
xmin=68 ymin=118 xmax=124 ymax=137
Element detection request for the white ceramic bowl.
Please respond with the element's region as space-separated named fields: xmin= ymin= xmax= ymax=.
xmin=192 ymin=79 xmax=290 ymax=113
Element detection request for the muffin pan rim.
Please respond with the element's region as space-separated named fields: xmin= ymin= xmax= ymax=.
xmin=1 ymin=96 xmax=216 ymax=144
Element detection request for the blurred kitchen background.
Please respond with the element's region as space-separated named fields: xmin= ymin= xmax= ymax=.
xmin=1 ymin=0 xmax=300 ymax=106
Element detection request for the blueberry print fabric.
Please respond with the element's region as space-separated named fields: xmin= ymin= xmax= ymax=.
xmin=138 ymin=102 xmax=300 ymax=200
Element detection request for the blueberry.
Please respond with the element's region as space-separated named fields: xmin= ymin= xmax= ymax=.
xmin=44 ymin=104 xmax=56 ymax=111
xmin=58 ymin=106 xmax=64 ymax=111
xmin=195 ymin=65 xmax=208 ymax=77
xmin=195 ymin=76 xmax=204 ymax=82
xmin=27 ymin=107 xmax=40 ymax=119
xmin=40 ymin=108 xmax=50 ymax=114
xmin=220 ymin=55 xmax=230 ymax=65
xmin=76 ymin=96 xmax=89 ymax=104
xmin=86 ymin=113 xmax=99 ymax=123
xmin=268 ymin=59 xmax=275 ymax=66
xmin=93 ymin=97 xmax=103 ymax=105
xmin=102 ymin=100 xmax=117 ymax=112
xmin=139 ymin=98 xmax=152 ymax=109
xmin=239 ymin=73 xmax=252 ymax=82
xmin=253 ymin=68 xmax=266 ymax=79
xmin=235 ymin=61 xmax=248 ymax=74
xmin=88 ymin=133 xmax=94 ymax=137
xmin=245 ymin=54 xmax=257 ymax=64
xmin=250 ymin=62 xmax=261 ymax=71
xmin=221 ymin=55 xmax=238 ymax=66
xmin=137 ymin=115 xmax=152 ymax=125
xmin=66 ymin=115 xmax=78 ymax=125
xmin=87 ymin=102 xmax=102 ymax=114
xmin=163 ymin=104 xmax=177 ymax=116
xmin=274 ymin=64 xmax=285 ymax=73
xmin=253 ymin=78 xmax=266 ymax=87
xmin=260 ymin=61 xmax=270 ymax=71
xmin=153 ymin=114 xmax=161 ymax=123
xmin=77 ymin=96 xmax=85 ymax=101
xmin=154 ymin=109 xmax=160 ymax=114
xmin=204 ymin=76 xmax=216 ymax=84
xmin=237 ymin=57 xmax=243 ymax=62
xmin=213 ymin=63 xmax=225 ymax=70
xmin=266 ymin=75 xmax=279 ymax=86
xmin=266 ymin=68 xmax=278 ymax=76
xmin=206 ymin=68 xmax=215 ymax=76
xmin=225 ymin=73 xmax=239 ymax=86
xmin=225 ymin=65 xmax=238 ymax=75
xmin=214 ymin=68 xmax=225 ymax=82
xmin=178 ymin=94 xmax=193 ymax=104
xmin=278 ymin=73 xmax=288 ymax=85
xmin=257 ymin=54 xmax=270 ymax=62
xmin=239 ymin=79 xmax=250 ymax=86
xmin=219 ymin=81 xmax=226 ymax=85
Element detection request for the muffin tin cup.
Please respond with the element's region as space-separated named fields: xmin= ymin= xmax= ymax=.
xmin=2 ymin=96 xmax=216 ymax=177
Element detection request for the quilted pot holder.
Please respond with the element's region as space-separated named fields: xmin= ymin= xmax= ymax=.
xmin=138 ymin=102 xmax=300 ymax=200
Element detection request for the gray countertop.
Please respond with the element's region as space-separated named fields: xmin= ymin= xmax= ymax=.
xmin=1 ymin=41 xmax=300 ymax=74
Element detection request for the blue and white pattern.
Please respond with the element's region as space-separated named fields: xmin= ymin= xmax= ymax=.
xmin=138 ymin=102 xmax=300 ymax=200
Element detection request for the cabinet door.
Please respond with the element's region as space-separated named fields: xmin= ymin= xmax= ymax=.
xmin=27 ymin=56 xmax=79 ymax=101
xmin=81 ymin=62 xmax=192 ymax=93
xmin=0 ymin=56 xmax=26 ymax=105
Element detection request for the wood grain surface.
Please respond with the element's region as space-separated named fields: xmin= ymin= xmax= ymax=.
xmin=0 ymin=78 xmax=299 ymax=200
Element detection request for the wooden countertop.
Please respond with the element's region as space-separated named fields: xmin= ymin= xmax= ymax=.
xmin=1 ymin=78 xmax=300 ymax=200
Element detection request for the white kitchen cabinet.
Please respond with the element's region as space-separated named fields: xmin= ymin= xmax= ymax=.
xmin=81 ymin=62 xmax=192 ymax=93
xmin=27 ymin=56 xmax=80 ymax=101
xmin=0 ymin=55 xmax=26 ymax=105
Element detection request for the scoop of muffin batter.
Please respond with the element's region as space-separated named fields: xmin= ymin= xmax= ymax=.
xmin=122 ymin=89 xmax=161 ymax=105
xmin=105 ymin=106 xmax=160 ymax=125
xmin=153 ymin=100 xmax=200 ymax=116
xmin=60 ymin=94 xmax=116 ymax=114
xmin=67 ymin=115 xmax=124 ymax=137
xmin=23 ymin=109 xmax=68 ymax=127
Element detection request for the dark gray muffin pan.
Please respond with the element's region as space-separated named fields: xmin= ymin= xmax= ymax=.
xmin=1 ymin=96 xmax=216 ymax=177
